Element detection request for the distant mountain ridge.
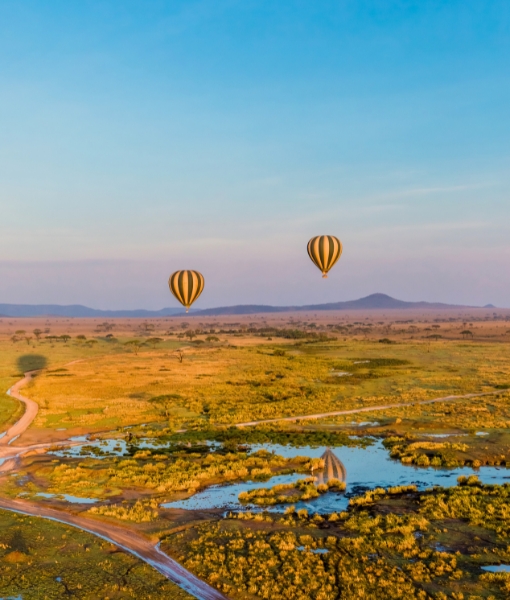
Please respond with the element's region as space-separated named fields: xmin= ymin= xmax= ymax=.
xmin=0 ymin=294 xmax=488 ymax=318
xmin=191 ymin=293 xmax=478 ymax=315
xmin=0 ymin=304 xmax=186 ymax=318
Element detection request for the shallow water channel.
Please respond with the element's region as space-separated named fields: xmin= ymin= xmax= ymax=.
xmin=53 ymin=436 xmax=510 ymax=514
xmin=163 ymin=440 xmax=510 ymax=514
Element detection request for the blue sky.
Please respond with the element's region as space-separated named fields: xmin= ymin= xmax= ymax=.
xmin=1 ymin=1 xmax=509 ymax=309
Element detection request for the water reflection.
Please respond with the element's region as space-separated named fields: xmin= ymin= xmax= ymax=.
xmin=162 ymin=440 xmax=510 ymax=514
xmin=315 ymin=448 xmax=346 ymax=485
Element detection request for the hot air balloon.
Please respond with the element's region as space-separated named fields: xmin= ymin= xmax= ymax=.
xmin=169 ymin=270 xmax=204 ymax=313
xmin=307 ymin=235 xmax=342 ymax=278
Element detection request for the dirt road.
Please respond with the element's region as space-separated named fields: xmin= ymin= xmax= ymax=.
xmin=0 ymin=371 xmax=39 ymax=446
xmin=0 ymin=497 xmax=228 ymax=600
xmin=234 ymin=390 xmax=503 ymax=427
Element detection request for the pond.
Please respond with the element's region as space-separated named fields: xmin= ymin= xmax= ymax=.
xmin=35 ymin=492 xmax=98 ymax=504
xmin=481 ymin=565 xmax=510 ymax=573
xmin=162 ymin=440 xmax=510 ymax=514
xmin=53 ymin=436 xmax=169 ymax=458
xmin=17 ymin=492 xmax=99 ymax=504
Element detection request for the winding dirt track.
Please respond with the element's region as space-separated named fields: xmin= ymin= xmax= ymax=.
xmin=0 ymin=371 xmax=39 ymax=447
xmin=0 ymin=497 xmax=227 ymax=600
xmin=0 ymin=371 xmax=228 ymax=600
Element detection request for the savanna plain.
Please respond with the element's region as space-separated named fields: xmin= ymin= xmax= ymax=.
xmin=1 ymin=308 xmax=510 ymax=599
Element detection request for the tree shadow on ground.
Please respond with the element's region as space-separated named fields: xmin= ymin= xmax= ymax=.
xmin=17 ymin=355 xmax=48 ymax=373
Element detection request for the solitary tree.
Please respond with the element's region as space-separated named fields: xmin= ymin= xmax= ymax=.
xmin=140 ymin=322 xmax=155 ymax=334
xmin=149 ymin=394 xmax=182 ymax=418
xmin=427 ymin=334 xmax=442 ymax=341
xmin=461 ymin=330 xmax=473 ymax=339
xmin=60 ymin=334 xmax=71 ymax=344
xmin=147 ymin=337 xmax=163 ymax=348
xmin=24 ymin=336 xmax=32 ymax=345
xmin=125 ymin=339 xmax=142 ymax=355
xmin=33 ymin=328 xmax=42 ymax=341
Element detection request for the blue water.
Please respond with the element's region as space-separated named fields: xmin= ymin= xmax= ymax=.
xmin=162 ymin=472 xmax=305 ymax=511
xmin=54 ymin=436 xmax=170 ymax=458
xmin=481 ymin=565 xmax=510 ymax=572
xmin=297 ymin=547 xmax=329 ymax=554
xmin=161 ymin=440 xmax=510 ymax=514
xmin=35 ymin=492 xmax=98 ymax=504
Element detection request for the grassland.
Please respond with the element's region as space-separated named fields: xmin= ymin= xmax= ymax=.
xmin=20 ymin=337 xmax=510 ymax=436
xmin=0 ymin=508 xmax=193 ymax=599
xmin=0 ymin=331 xmax=122 ymax=431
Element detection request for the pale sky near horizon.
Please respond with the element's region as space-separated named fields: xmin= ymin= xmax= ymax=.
xmin=1 ymin=1 xmax=509 ymax=309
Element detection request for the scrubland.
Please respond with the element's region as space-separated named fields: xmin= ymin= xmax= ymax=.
xmin=164 ymin=480 xmax=510 ymax=599
xmin=0 ymin=508 xmax=192 ymax=599
xmin=238 ymin=477 xmax=345 ymax=506
xmin=17 ymin=334 xmax=510 ymax=436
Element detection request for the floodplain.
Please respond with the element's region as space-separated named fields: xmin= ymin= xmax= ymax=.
xmin=1 ymin=308 xmax=510 ymax=599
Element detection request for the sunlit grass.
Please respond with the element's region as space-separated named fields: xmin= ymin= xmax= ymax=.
xmin=19 ymin=338 xmax=510 ymax=433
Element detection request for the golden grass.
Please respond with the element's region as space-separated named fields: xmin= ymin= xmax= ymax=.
xmin=20 ymin=338 xmax=510 ymax=433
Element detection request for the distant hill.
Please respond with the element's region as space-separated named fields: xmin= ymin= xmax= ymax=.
xmin=191 ymin=293 xmax=477 ymax=316
xmin=0 ymin=294 xmax=483 ymax=318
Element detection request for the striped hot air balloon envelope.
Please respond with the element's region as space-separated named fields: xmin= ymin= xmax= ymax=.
xmin=307 ymin=235 xmax=343 ymax=278
xmin=168 ymin=270 xmax=205 ymax=313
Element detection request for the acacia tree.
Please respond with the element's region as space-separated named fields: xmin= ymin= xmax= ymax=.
xmin=125 ymin=339 xmax=142 ymax=355
xmin=33 ymin=329 xmax=42 ymax=341
xmin=427 ymin=334 xmax=442 ymax=342
xmin=149 ymin=393 xmax=182 ymax=418
xmin=140 ymin=322 xmax=155 ymax=334
xmin=147 ymin=337 xmax=163 ymax=348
